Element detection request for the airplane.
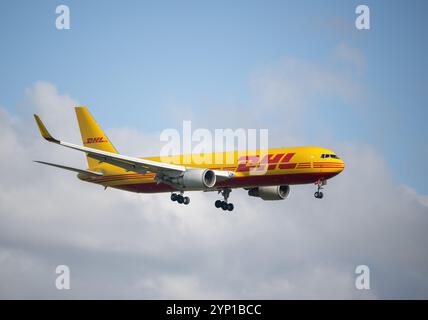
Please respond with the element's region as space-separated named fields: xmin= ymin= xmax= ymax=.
xmin=34 ymin=106 xmax=345 ymax=211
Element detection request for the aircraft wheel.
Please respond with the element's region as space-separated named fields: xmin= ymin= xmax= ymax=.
xmin=227 ymin=203 xmax=234 ymax=211
xmin=177 ymin=195 xmax=184 ymax=204
xmin=221 ymin=202 xmax=229 ymax=210
xmin=171 ymin=193 xmax=177 ymax=201
xmin=215 ymin=200 xmax=222 ymax=208
xmin=314 ymin=191 xmax=319 ymax=198
xmin=318 ymin=192 xmax=324 ymax=199
xmin=183 ymin=196 xmax=190 ymax=205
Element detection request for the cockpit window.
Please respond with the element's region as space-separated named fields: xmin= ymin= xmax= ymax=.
xmin=321 ymin=154 xmax=340 ymax=159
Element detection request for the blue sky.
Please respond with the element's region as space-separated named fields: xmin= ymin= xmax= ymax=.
xmin=1 ymin=0 xmax=427 ymax=193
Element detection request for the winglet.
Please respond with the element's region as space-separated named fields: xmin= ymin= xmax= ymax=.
xmin=34 ymin=114 xmax=60 ymax=143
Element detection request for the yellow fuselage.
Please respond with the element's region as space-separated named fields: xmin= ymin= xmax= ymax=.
xmin=78 ymin=146 xmax=345 ymax=193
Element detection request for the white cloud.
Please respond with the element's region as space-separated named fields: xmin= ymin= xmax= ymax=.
xmin=0 ymin=80 xmax=427 ymax=299
xmin=253 ymin=56 xmax=361 ymax=104
xmin=334 ymin=43 xmax=367 ymax=73
xmin=25 ymin=81 xmax=81 ymax=142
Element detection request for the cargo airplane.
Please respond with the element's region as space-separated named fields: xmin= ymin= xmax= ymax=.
xmin=34 ymin=107 xmax=345 ymax=211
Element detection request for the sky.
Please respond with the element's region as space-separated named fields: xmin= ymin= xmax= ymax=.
xmin=0 ymin=0 xmax=427 ymax=299
xmin=1 ymin=0 xmax=427 ymax=192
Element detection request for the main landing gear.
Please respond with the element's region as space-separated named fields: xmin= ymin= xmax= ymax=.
xmin=215 ymin=188 xmax=234 ymax=211
xmin=314 ymin=179 xmax=326 ymax=199
xmin=171 ymin=192 xmax=190 ymax=205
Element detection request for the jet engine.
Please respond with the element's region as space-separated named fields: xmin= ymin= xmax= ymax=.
xmin=170 ymin=169 xmax=216 ymax=189
xmin=248 ymin=185 xmax=290 ymax=200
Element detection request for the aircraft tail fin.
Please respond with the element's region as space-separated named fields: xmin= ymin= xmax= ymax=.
xmin=75 ymin=106 xmax=118 ymax=169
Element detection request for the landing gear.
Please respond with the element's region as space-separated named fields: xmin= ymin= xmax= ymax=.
xmin=314 ymin=179 xmax=326 ymax=199
xmin=215 ymin=188 xmax=234 ymax=211
xmin=314 ymin=191 xmax=324 ymax=199
xmin=171 ymin=192 xmax=190 ymax=205
xmin=215 ymin=200 xmax=234 ymax=211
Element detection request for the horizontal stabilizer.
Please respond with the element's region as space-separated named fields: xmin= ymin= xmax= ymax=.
xmin=34 ymin=160 xmax=103 ymax=176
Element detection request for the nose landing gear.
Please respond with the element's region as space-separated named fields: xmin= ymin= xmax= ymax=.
xmin=314 ymin=191 xmax=323 ymax=199
xmin=314 ymin=179 xmax=326 ymax=199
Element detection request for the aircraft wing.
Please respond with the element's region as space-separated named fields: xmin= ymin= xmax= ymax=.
xmin=34 ymin=114 xmax=234 ymax=180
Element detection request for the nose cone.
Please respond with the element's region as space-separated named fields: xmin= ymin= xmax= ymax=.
xmin=337 ymin=159 xmax=345 ymax=173
xmin=318 ymin=148 xmax=345 ymax=174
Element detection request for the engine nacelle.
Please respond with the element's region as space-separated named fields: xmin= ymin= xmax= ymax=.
xmin=248 ymin=185 xmax=290 ymax=200
xmin=171 ymin=169 xmax=216 ymax=190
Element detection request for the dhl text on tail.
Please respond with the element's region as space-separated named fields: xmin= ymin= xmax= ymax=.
xmin=34 ymin=106 xmax=345 ymax=211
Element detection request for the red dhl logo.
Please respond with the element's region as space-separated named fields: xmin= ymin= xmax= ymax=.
xmin=86 ymin=137 xmax=107 ymax=144
xmin=236 ymin=153 xmax=296 ymax=172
